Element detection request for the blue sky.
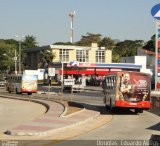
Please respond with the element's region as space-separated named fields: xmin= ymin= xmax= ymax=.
xmin=0 ymin=0 xmax=159 ymax=46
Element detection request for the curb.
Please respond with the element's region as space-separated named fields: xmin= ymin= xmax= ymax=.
xmin=13 ymin=110 xmax=100 ymax=137
xmin=60 ymin=102 xmax=85 ymax=118
xmin=0 ymin=94 xmax=100 ymax=138
xmin=60 ymin=108 xmax=86 ymax=118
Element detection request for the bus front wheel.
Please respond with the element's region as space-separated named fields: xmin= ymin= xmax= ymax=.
xmin=8 ymin=88 xmax=11 ymax=93
xmin=16 ymin=88 xmax=18 ymax=94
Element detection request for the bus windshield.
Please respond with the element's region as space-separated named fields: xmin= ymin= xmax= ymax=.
xmin=119 ymin=72 xmax=150 ymax=102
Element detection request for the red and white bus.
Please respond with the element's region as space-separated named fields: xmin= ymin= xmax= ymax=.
xmin=6 ymin=74 xmax=38 ymax=95
xmin=102 ymin=71 xmax=151 ymax=113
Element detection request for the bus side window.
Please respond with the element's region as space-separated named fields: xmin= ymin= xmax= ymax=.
xmin=109 ymin=77 xmax=112 ymax=89
xmin=106 ymin=78 xmax=108 ymax=89
xmin=111 ymin=77 xmax=114 ymax=89
xmin=106 ymin=78 xmax=109 ymax=89
xmin=108 ymin=78 xmax=110 ymax=89
xmin=113 ymin=77 xmax=116 ymax=90
xmin=112 ymin=77 xmax=114 ymax=89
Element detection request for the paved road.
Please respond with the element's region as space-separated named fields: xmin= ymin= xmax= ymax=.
xmin=0 ymin=98 xmax=46 ymax=133
xmin=73 ymin=109 xmax=160 ymax=140
xmin=38 ymin=85 xmax=104 ymax=106
xmin=38 ymin=85 xmax=160 ymax=141
xmin=1 ymin=85 xmax=160 ymax=145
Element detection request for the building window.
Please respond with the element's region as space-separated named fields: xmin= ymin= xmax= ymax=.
xmin=59 ymin=49 xmax=69 ymax=62
xmin=96 ymin=50 xmax=105 ymax=63
xmin=76 ymin=50 xmax=89 ymax=62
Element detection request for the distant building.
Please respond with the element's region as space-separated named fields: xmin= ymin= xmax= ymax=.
xmin=137 ymin=48 xmax=155 ymax=70
xmin=121 ymin=48 xmax=155 ymax=71
xmin=25 ymin=44 xmax=145 ymax=86
xmin=121 ymin=56 xmax=147 ymax=69
xmin=24 ymin=43 xmax=112 ymax=70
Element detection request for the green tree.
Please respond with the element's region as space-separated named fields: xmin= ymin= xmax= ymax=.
xmin=143 ymin=34 xmax=155 ymax=52
xmin=99 ymin=37 xmax=115 ymax=50
xmin=23 ymin=35 xmax=38 ymax=49
xmin=53 ymin=42 xmax=74 ymax=45
xmin=22 ymin=35 xmax=38 ymax=70
xmin=76 ymin=32 xmax=101 ymax=46
xmin=0 ymin=35 xmax=39 ymax=72
xmin=0 ymin=40 xmax=16 ymax=72
xmin=38 ymin=50 xmax=56 ymax=68
xmin=112 ymin=40 xmax=144 ymax=62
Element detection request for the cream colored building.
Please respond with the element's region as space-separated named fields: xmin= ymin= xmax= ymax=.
xmin=25 ymin=43 xmax=112 ymax=70
xmin=50 ymin=43 xmax=112 ymax=63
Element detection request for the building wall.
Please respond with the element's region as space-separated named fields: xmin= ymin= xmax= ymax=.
xmin=89 ymin=49 xmax=96 ymax=62
xmin=135 ymin=56 xmax=146 ymax=69
xmin=105 ymin=50 xmax=112 ymax=63
xmin=52 ymin=49 xmax=59 ymax=62
xmin=69 ymin=50 xmax=76 ymax=61
xmin=121 ymin=56 xmax=147 ymax=69
xmin=26 ymin=44 xmax=112 ymax=70
xmin=121 ymin=56 xmax=135 ymax=63
xmin=52 ymin=48 xmax=112 ymax=63
xmin=147 ymin=55 xmax=155 ymax=68
xmin=137 ymin=48 xmax=155 ymax=69
xmin=27 ymin=52 xmax=39 ymax=69
xmin=52 ymin=47 xmax=112 ymax=63
xmin=137 ymin=48 xmax=145 ymax=56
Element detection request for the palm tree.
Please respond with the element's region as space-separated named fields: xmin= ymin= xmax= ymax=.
xmin=23 ymin=35 xmax=38 ymax=49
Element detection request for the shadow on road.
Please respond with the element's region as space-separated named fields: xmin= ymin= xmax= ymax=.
xmin=69 ymin=101 xmax=110 ymax=115
xmin=147 ymin=122 xmax=160 ymax=131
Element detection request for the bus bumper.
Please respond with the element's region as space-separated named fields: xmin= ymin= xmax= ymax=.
xmin=115 ymin=100 xmax=151 ymax=109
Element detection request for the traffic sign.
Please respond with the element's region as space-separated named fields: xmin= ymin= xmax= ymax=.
xmin=70 ymin=61 xmax=80 ymax=67
xmin=151 ymin=3 xmax=160 ymax=20
xmin=48 ymin=67 xmax=55 ymax=76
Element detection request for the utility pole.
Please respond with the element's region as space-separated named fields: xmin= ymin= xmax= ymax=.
xmin=14 ymin=50 xmax=17 ymax=74
xmin=15 ymin=35 xmax=24 ymax=74
xmin=69 ymin=11 xmax=76 ymax=43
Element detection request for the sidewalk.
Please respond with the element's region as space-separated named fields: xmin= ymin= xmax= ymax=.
xmin=0 ymin=95 xmax=100 ymax=138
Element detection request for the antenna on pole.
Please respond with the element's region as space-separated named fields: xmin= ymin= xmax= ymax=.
xmin=69 ymin=11 xmax=76 ymax=43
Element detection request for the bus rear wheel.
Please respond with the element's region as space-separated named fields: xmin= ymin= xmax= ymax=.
xmin=16 ymin=88 xmax=18 ymax=94
xmin=135 ymin=109 xmax=143 ymax=114
xmin=27 ymin=92 xmax=32 ymax=95
xmin=109 ymin=99 xmax=114 ymax=113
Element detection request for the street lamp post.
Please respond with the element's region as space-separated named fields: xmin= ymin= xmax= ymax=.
xmin=15 ymin=35 xmax=24 ymax=74
xmin=18 ymin=40 xmax=21 ymax=74
xmin=14 ymin=50 xmax=18 ymax=74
